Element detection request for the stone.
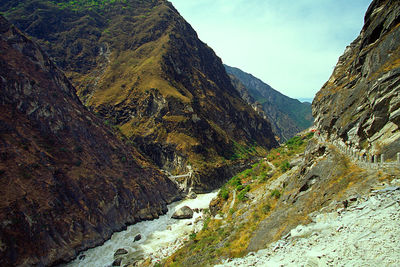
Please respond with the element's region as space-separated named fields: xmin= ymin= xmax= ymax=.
xmin=187 ymin=191 xmax=197 ymax=199
xmin=114 ymin=248 xmax=128 ymax=258
xmin=134 ymin=234 xmax=142 ymax=242
xmin=78 ymin=254 xmax=86 ymax=260
xmin=172 ymin=206 xmax=194 ymax=219
xmin=112 ymin=258 xmax=122 ymax=266
xmin=215 ymin=214 xmax=223 ymax=220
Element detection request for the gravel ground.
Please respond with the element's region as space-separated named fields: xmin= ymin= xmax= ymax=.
xmin=216 ymin=182 xmax=400 ymax=267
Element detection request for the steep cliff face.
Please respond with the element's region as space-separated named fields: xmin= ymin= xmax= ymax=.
xmin=0 ymin=16 xmax=179 ymax=266
xmin=225 ymin=65 xmax=313 ymax=142
xmin=165 ymin=1 xmax=400 ymax=265
xmin=313 ymin=0 xmax=400 ymax=158
xmin=0 ymin=0 xmax=278 ymax=190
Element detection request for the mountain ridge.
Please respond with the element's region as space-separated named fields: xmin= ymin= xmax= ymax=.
xmin=163 ymin=0 xmax=400 ymax=265
xmin=313 ymin=0 xmax=400 ymax=158
xmin=225 ymin=65 xmax=313 ymax=142
xmin=1 ymin=0 xmax=278 ymax=191
xmin=0 ymin=14 xmax=179 ymax=266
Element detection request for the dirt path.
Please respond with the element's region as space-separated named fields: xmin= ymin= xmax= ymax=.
xmin=229 ymin=190 xmax=236 ymax=210
xmin=216 ymin=182 xmax=400 ymax=267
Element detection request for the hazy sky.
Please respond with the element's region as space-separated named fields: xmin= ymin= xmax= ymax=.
xmin=169 ymin=0 xmax=372 ymax=99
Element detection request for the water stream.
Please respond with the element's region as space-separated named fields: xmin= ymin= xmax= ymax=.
xmin=63 ymin=191 xmax=218 ymax=267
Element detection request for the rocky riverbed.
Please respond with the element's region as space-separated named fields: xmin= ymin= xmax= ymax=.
xmin=62 ymin=191 xmax=218 ymax=267
xmin=217 ymin=181 xmax=400 ymax=267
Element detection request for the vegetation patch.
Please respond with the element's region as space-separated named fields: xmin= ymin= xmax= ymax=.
xmin=165 ymin=132 xmax=314 ymax=266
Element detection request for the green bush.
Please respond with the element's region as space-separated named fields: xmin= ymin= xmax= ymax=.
xmin=189 ymin=232 xmax=197 ymax=240
xmin=236 ymin=185 xmax=244 ymax=191
xmin=286 ymin=136 xmax=304 ymax=150
xmin=241 ymin=169 xmax=253 ymax=177
xmin=229 ymin=176 xmax=242 ymax=187
xmin=270 ymin=189 xmax=281 ymax=199
xmin=280 ymin=160 xmax=291 ymax=172
xmin=262 ymin=203 xmax=271 ymax=213
xmin=203 ymin=216 xmax=211 ymax=230
xmin=219 ymin=188 xmax=229 ymax=200
xmin=237 ymin=185 xmax=251 ymax=201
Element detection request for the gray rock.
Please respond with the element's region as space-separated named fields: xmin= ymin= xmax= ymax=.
xmin=114 ymin=248 xmax=128 ymax=258
xmin=112 ymin=258 xmax=122 ymax=266
xmin=373 ymin=186 xmax=400 ymax=193
xmin=187 ymin=191 xmax=197 ymax=199
xmin=134 ymin=234 xmax=141 ymax=242
xmin=172 ymin=206 xmax=194 ymax=219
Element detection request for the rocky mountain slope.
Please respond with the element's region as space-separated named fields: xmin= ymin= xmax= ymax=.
xmin=313 ymin=0 xmax=400 ymax=158
xmin=225 ymin=65 xmax=313 ymax=142
xmin=0 ymin=0 xmax=278 ymax=191
xmin=162 ymin=0 xmax=400 ymax=265
xmin=0 ymin=15 xmax=179 ymax=266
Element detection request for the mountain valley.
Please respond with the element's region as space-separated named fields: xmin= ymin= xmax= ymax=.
xmin=0 ymin=0 xmax=399 ymax=266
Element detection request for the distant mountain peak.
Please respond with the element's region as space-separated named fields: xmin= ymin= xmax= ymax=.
xmin=225 ymin=65 xmax=313 ymax=142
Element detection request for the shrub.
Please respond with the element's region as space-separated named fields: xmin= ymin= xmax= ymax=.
xmin=286 ymin=136 xmax=304 ymax=150
xmin=280 ymin=160 xmax=291 ymax=173
xmin=189 ymin=233 xmax=197 ymax=240
xmin=236 ymin=185 xmax=244 ymax=191
xmin=237 ymin=185 xmax=250 ymax=201
xmin=241 ymin=169 xmax=253 ymax=177
xmin=219 ymin=188 xmax=229 ymax=200
xmin=203 ymin=216 xmax=211 ymax=230
xmin=262 ymin=203 xmax=271 ymax=213
xmin=270 ymin=189 xmax=281 ymax=199
xmin=306 ymin=132 xmax=315 ymax=139
xmin=229 ymin=176 xmax=242 ymax=187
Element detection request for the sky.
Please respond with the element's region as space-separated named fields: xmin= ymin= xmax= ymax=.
xmin=169 ymin=0 xmax=373 ymax=99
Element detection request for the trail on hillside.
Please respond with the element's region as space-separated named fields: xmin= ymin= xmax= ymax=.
xmin=229 ymin=190 xmax=236 ymax=210
xmin=216 ymin=183 xmax=400 ymax=267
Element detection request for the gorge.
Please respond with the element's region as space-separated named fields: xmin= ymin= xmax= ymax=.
xmin=1 ymin=0 xmax=399 ymax=266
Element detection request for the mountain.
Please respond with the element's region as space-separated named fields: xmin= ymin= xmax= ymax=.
xmin=0 ymin=15 xmax=179 ymax=266
xmin=297 ymin=97 xmax=313 ymax=103
xmin=225 ymin=65 xmax=313 ymax=142
xmin=164 ymin=0 xmax=400 ymax=265
xmin=0 ymin=0 xmax=278 ymax=191
xmin=313 ymin=0 xmax=400 ymax=158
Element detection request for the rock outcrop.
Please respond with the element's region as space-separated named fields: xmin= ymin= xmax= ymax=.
xmin=171 ymin=206 xmax=194 ymax=219
xmin=1 ymin=0 xmax=278 ymax=191
xmin=165 ymin=1 xmax=400 ymax=265
xmin=225 ymin=65 xmax=313 ymax=142
xmin=313 ymin=0 xmax=400 ymax=158
xmin=0 ymin=16 xmax=179 ymax=266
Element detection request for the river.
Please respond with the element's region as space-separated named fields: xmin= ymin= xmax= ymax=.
xmin=62 ymin=191 xmax=219 ymax=267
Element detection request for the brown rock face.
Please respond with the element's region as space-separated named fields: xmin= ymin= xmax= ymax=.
xmin=0 ymin=0 xmax=278 ymax=191
xmin=313 ymin=0 xmax=400 ymax=158
xmin=0 ymin=16 xmax=179 ymax=266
